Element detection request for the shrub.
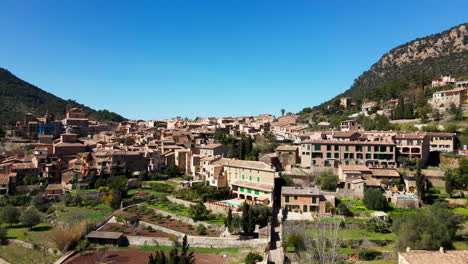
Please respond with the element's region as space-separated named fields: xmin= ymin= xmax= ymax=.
xmin=284 ymin=233 xmax=304 ymax=253
xmin=314 ymin=170 xmax=339 ymax=191
xmin=196 ymin=224 xmax=207 ymax=235
xmin=245 ymin=252 xmax=263 ymax=264
xmin=76 ymin=239 xmax=90 ymax=252
xmin=188 ymin=202 xmax=210 ymax=221
xmin=336 ymin=203 xmax=353 ymax=217
xmin=0 ymin=226 xmax=6 ymax=244
xmin=365 ymin=217 xmax=391 ymax=233
xmin=150 ymin=182 xmax=175 ymax=193
xmin=359 ymin=250 xmax=382 ymax=261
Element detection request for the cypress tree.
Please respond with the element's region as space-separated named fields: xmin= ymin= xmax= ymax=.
xmin=415 ymin=160 xmax=425 ymax=200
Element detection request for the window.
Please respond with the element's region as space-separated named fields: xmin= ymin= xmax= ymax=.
xmin=247 ymin=189 xmax=252 ymax=194
xmin=242 ymin=175 xmax=245 ymax=179
xmin=417 ymin=140 xmax=421 ymax=145
xmin=366 ymin=153 xmax=372 ymax=159
xmin=374 ymin=146 xmax=379 ymax=152
xmin=312 ymin=197 xmax=316 ymax=203
xmin=249 ymin=176 xmax=252 ymax=181
xmin=294 ymin=196 xmax=298 ymax=200
xmin=334 ymin=145 xmax=339 ymax=151
xmin=356 ymin=146 xmax=362 ymax=152
xmin=312 ymin=160 xmax=316 ymax=165
xmin=345 ymin=161 xmax=349 ymax=165
xmin=240 ymin=187 xmax=244 ymax=192
xmin=324 ymin=160 xmax=331 ymax=167
xmin=314 ymin=144 xmax=321 ymax=151
xmin=380 ymin=146 xmax=386 ymax=152
xmin=303 ymin=205 xmax=308 ymax=212
xmin=408 ymin=140 xmax=413 ymax=145
xmin=307 ymin=144 xmax=311 ymax=150
xmin=327 ymin=145 xmax=331 ymax=151
xmin=334 ymin=153 xmax=339 ymax=158
xmin=257 ymin=177 xmax=260 ymax=182
xmin=327 ymin=153 xmax=331 ymax=158
xmin=345 ymin=146 xmax=349 ymax=151
xmin=255 ymin=190 xmax=259 ymax=195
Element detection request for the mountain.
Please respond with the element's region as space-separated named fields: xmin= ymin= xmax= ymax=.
xmin=0 ymin=67 xmax=126 ymax=126
xmin=301 ymin=23 xmax=468 ymax=116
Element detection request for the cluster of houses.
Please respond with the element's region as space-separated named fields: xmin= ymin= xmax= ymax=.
xmin=339 ymin=76 xmax=468 ymax=118
xmin=1 ymin=102 xmax=461 ymax=220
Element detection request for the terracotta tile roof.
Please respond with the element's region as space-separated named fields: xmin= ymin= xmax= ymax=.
xmin=399 ymin=250 xmax=468 ymax=264
xmin=370 ymin=168 xmax=400 ymax=177
xmin=281 ymin=186 xmax=320 ymax=195
xmin=301 ymin=140 xmax=394 ymax=146
xmin=231 ymin=180 xmax=274 ymax=192
xmin=215 ymin=158 xmax=276 ymax=172
xmin=276 ymin=145 xmax=298 ymax=151
xmin=340 ymin=165 xmax=372 ymax=172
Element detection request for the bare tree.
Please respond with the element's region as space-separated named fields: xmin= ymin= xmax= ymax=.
xmin=302 ymin=220 xmax=341 ymax=264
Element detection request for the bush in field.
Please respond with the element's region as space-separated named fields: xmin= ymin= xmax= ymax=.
xmin=0 ymin=226 xmax=7 ymax=244
xmin=150 ymin=182 xmax=175 ymax=193
xmin=196 ymin=224 xmax=207 ymax=235
xmin=1 ymin=205 xmax=20 ymax=225
xmin=188 ymin=202 xmax=210 ymax=221
xmin=365 ymin=217 xmax=391 ymax=233
xmin=359 ymin=250 xmax=382 ymax=261
xmin=31 ymin=194 xmax=50 ymax=212
xmin=245 ymin=252 xmax=263 ymax=264
xmin=52 ymin=220 xmax=91 ymax=252
xmin=20 ymin=208 xmax=41 ymax=230
xmin=336 ymin=203 xmax=353 ymax=217
xmin=283 ymin=233 xmax=305 ymax=253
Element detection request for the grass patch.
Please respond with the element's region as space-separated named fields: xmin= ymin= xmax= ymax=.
xmin=1 ymin=222 xmax=56 ymax=249
xmin=452 ymin=207 xmax=468 ymax=217
xmin=0 ymin=244 xmax=59 ymax=264
xmin=55 ymin=203 xmax=113 ymax=224
xmin=305 ymin=228 xmax=396 ymax=241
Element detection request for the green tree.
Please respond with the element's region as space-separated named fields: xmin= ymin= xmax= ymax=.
xmin=245 ymin=252 xmax=263 ymax=264
xmin=31 ymin=194 xmax=49 ymax=212
xmin=1 ymin=205 xmax=20 ymax=225
xmin=148 ymin=235 xmax=195 ymax=264
xmin=225 ymin=208 xmax=233 ymax=232
xmin=242 ymin=203 xmax=255 ymax=235
xmin=281 ymin=109 xmax=285 ymax=116
xmin=164 ymin=165 xmax=181 ymax=178
xmin=363 ymin=189 xmax=389 ymax=211
xmin=0 ymin=226 xmax=6 ymax=244
xmin=444 ymin=123 xmax=459 ymax=133
xmin=393 ymin=202 xmax=457 ymax=250
xmin=415 ymin=160 xmax=425 ymax=200
xmin=336 ymin=203 xmax=353 ymax=217
xmin=20 ymin=208 xmax=41 ymax=230
xmin=314 ymin=170 xmax=338 ymax=191
xmin=188 ymin=202 xmax=209 ymax=221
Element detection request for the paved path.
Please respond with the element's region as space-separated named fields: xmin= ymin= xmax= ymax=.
xmin=0 ymin=257 xmax=12 ymax=264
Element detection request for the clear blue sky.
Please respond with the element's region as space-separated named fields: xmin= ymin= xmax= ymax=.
xmin=0 ymin=1 xmax=466 ymax=120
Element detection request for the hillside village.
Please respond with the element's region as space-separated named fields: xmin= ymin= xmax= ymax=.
xmin=0 ymin=72 xmax=467 ymax=264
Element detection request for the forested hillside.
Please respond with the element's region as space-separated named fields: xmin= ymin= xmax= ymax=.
xmin=300 ymin=23 xmax=468 ymax=117
xmin=0 ymin=68 xmax=126 ymax=126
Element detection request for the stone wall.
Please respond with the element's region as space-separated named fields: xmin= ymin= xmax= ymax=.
xmin=136 ymin=204 xmax=223 ymax=230
xmin=167 ymin=196 xmax=196 ymax=207
xmin=127 ymin=234 xmax=269 ymax=249
xmin=7 ymin=239 xmax=59 ymax=255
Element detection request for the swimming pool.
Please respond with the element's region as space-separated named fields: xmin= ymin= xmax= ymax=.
xmin=397 ymin=197 xmax=417 ymax=200
xmin=220 ymin=201 xmax=241 ymax=207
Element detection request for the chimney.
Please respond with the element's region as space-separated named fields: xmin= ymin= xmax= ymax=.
xmin=439 ymin=247 xmax=444 ymax=253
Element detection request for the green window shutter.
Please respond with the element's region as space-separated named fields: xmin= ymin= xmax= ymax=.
xmin=249 ymin=176 xmax=252 ymax=181
xmin=285 ymin=196 xmax=290 ymax=202
xmin=242 ymin=175 xmax=245 ymax=179
xmin=255 ymin=190 xmax=259 ymax=195
xmin=240 ymin=187 xmax=244 ymax=192
xmin=257 ymin=177 xmax=260 ymax=182
xmin=312 ymin=197 xmax=316 ymax=203
xmin=294 ymin=196 xmax=298 ymax=200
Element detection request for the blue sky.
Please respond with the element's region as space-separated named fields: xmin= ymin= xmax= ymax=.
xmin=0 ymin=1 xmax=466 ymax=120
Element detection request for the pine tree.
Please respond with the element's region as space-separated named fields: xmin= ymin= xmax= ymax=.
xmin=226 ymin=208 xmax=233 ymax=232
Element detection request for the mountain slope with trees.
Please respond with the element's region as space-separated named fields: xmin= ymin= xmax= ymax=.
xmin=300 ymin=23 xmax=468 ymax=117
xmin=0 ymin=67 xmax=126 ymax=126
